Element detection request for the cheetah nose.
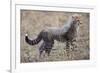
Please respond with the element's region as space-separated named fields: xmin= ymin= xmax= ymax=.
xmin=78 ymin=20 xmax=82 ymax=24
xmin=79 ymin=21 xmax=82 ymax=24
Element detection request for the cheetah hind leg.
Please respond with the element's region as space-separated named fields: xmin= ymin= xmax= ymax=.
xmin=39 ymin=42 xmax=45 ymax=58
xmin=44 ymin=41 xmax=54 ymax=57
xmin=45 ymin=48 xmax=52 ymax=56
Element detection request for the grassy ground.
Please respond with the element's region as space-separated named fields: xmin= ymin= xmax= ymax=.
xmin=20 ymin=10 xmax=90 ymax=63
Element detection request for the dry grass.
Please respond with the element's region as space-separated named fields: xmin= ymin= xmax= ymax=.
xmin=20 ymin=10 xmax=90 ymax=63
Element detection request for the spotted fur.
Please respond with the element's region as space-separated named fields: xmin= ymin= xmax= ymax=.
xmin=25 ymin=14 xmax=81 ymax=57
